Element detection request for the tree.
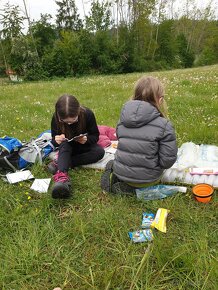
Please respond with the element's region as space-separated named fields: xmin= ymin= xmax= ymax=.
xmin=85 ymin=0 xmax=112 ymax=32
xmin=0 ymin=2 xmax=24 ymax=39
xmin=127 ymin=0 xmax=155 ymax=70
xmin=173 ymin=0 xmax=216 ymax=55
xmin=151 ymin=0 xmax=168 ymax=60
xmin=31 ymin=14 xmax=57 ymax=57
xmin=55 ymin=0 xmax=82 ymax=31
xmin=9 ymin=35 xmax=45 ymax=80
xmin=42 ymin=30 xmax=81 ymax=77
xmin=195 ymin=20 xmax=218 ymax=66
xmin=156 ymin=20 xmax=177 ymax=67
xmin=0 ymin=3 xmax=25 ymax=73
xmin=176 ymin=33 xmax=194 ymax=67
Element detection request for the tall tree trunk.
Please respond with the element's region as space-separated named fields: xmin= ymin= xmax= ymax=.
xmin=0 ymin=36 xmax=9 ymax=71
xmin=22 ymin=0 xmax=39 ymax=59
xmin=81 ymin=0 xmax=86 ymax=17
xmin=116 ymin=0 xmax=119 ymax=45
xmin=147 ymin=26 xmax=153 ymax=57
xmin=152 ymin=0 xmax=163 ymax=60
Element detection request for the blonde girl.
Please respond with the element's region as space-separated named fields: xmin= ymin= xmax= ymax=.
xmin=101 ymin=76 xmax=177 ymax=194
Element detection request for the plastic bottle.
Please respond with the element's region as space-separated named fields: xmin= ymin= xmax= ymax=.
xmin=136 ymin=185 xmax=187 ymax=201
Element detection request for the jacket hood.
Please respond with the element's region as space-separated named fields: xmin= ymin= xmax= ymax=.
xmin=120 ymin=100 xmax=160 ymax=128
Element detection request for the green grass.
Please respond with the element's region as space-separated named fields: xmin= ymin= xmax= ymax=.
xmin=0 ymin=65 xmax=218 ymax=289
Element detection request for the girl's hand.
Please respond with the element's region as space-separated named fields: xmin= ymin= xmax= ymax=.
xmin=76 ymin=135 xmax=87 ymax=144
xmin=55 ymin=134 xmax=66 ymax=144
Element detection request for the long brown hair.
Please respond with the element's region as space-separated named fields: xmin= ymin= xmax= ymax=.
xmin=55 ymin=94 xmax=86 ymax=138
xmin=132 ymin=76 xmax=167 ymax=117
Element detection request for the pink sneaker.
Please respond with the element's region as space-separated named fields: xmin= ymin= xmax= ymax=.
xmin=51 ymin=171 xmax=71 ymax=199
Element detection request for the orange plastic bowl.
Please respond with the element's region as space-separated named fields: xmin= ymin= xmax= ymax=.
xmin=192 ymin=184 xmax=214 ymax=203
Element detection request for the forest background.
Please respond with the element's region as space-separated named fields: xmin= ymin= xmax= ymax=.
xmin=0 ymin=0 xmax=218 ymax=80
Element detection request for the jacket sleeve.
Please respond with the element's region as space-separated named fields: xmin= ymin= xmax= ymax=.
xmin=51 ymin=114 xmax=60 ymax=147
xmin=86 ymin=109 xmax=100 ymax=145
xmin=158 ymin=121 xmax=178 ymax=169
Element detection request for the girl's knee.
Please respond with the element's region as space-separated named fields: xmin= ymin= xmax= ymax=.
xmin=59 ymin=141 xmax=72 ymax=150
xmin=92 ymin=145 xmax=105 ymax=161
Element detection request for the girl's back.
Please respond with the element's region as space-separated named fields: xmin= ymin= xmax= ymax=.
xmin=113 ymin=99 xmax=177 ymax=184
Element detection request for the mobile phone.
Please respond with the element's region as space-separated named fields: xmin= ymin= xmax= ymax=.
xmin=67 ymin=133 xmax=88 ymax=142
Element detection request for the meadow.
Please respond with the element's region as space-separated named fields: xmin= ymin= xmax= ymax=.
xmin=0 ymin=65 xmax=217 ymax=290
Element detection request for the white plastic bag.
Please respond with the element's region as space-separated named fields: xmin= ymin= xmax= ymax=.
xmin=172 ymin=142 xmax=199 ymax=170
xmin=172 ymin=142 xmax=218 ymax=170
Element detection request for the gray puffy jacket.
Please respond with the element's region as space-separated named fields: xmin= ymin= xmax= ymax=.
xmin=113 ymin=100 xmax=177 ymax=184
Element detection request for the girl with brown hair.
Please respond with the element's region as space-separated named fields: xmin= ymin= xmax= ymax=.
xmin=49 ymin=94 xmax=104 ymax=198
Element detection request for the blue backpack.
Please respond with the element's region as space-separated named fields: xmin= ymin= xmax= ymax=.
xmin=0 ymin=131 xmax=54 ymax=172
xmin=0 ymin=136 xmax=23 ymax=171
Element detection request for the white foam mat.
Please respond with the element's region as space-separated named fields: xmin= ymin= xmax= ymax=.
xmin=48 ymin=142 xmax=218 ymax=188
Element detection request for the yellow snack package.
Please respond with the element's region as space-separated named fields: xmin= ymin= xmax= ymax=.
xmin=151 ymin=208 xmax=170 ymax=233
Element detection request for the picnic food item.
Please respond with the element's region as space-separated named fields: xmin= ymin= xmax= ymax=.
xmin=189 ymin=168 xmax=218 ymax=175
xmin=151 ymin=208 xmax=170 ymax=233
xmin=141 ymin=212 xmax=155 ymax=229
xmin=129 ymin=229 xmax=154 ymax=243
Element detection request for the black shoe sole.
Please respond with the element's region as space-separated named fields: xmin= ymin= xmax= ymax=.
xmin=111 ymin=182 xmax=135 ymax=196
xmin=52 ymin=183 xmax=71 ymax=199
xmin=100 ymin=160 xmax=114 ymax=192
